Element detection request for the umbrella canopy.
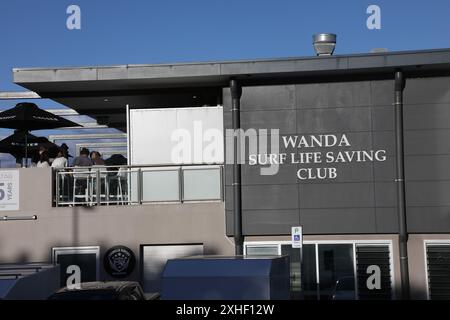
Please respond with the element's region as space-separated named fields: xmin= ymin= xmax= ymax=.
xmin=104 ymin=154 xmax=127 ymax=166
xmin=0 ymin=131 xmax=60 ymax=159
xmin=0 ymin=102 xmax=79 ymax=130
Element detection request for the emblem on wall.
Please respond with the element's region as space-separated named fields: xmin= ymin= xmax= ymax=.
xmin=103 ymin=246 xmax=136 ymax=278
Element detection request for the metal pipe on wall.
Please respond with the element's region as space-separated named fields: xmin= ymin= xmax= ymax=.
xmin=230 ymin=79 xmax=244 ymax=255
xmin=394 ymin=70 xmax=410 ymax=299
xmin=1 ymin=215 xmax=37 ymax=221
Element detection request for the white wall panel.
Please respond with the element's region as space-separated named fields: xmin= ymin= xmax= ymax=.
xmin=130 ymin=106 xmax=223 ymax=165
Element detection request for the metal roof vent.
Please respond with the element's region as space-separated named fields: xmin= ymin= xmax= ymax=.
xmin=313 ymin=33 xmax=337 ymax=56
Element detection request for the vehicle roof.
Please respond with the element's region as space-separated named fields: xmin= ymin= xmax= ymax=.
xmin=56 ymin=281 xmax=138 ymax=293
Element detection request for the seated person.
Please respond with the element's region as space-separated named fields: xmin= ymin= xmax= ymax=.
xmin=51 ymin=149 xmax=68 ymax=168
xmin=37 ymin=151 xmax=50 ymax=168
xmin=90 ymin=151 xmax=105 ymax=165
xmin=72 ymin=148 xmax=93 ymax=167
xmin=72 ymin=148 xmax=93 ymax=202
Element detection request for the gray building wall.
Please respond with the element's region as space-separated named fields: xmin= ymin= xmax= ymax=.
xmin=223 ymin=76 xmax=450 ymax=236
xmin=0 ymin=168 xmax=233 ymax=281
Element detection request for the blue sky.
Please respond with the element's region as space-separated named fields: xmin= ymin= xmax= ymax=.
xmin=0 ymin=0 xmax=449 ymax=166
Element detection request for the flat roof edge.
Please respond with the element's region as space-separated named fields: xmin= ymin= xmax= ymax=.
xmin=12 ymin=47 xmax=450 ymax=72
xmin=11 ymin=48 xmax=450 ymax=93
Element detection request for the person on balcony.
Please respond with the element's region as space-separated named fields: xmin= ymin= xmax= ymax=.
xmin=51 ymin=149 xmax=68 ymax=168
xmin=72 ymin=148 xmax=93 ymax=167
xmin=90 ymin=151 xmax=105 ymax=165
xmin=52 ymin=149 xmax=69 ymax=202
xmin=36 ymin=150 xmax=50 ymax=168
xmin=71 ymin=148 xmax=93 ymax=204
xmin=31 ymin=145 xmax=48 ymax=167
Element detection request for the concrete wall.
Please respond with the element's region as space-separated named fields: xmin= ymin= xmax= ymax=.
xmin=0 ymin=168 xmax=233 ymax=281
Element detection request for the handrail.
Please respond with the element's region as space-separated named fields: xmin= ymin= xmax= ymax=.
xmin=53 ymin=163 xmax=224 ymax=206
xmin=53 ymin=163 xmax=223 ymax=171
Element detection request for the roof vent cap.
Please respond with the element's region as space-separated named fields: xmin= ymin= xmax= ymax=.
xmin=313 ymin=33 xmax=336 ymax=56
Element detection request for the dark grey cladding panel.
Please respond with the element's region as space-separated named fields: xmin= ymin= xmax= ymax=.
xmin=225 ymin=186 xmax=231 ymax=210
xmin=406 ymin=181 xmax=450 ymax=207
xmin=223 ymin=111 xmax=232 ymax=129
xmin=404 ymin=103 xmax=450 ymax=130
xmin=375 ymin=208 xmax=398 ymax=233
xmin=240 ymin=109 xmax=297 ymax=133
xmin=225 ymin=186 xmax=233 ymax=210
xmin=299 ymin=183 xmax=375 ymax=209
xmin=223 ymin=85 xmax=295 ymax=112
xmin=373 ymin=157 xmax=395 ymax=181
xmin=240 ymin=85 xmax=295 ymax=111
xmin=371 ymin=80 xmax=394 ymax=106
xmin=404 ymin=77 xmax=450 ymax=105
xmin=226 ymin=209 xmax=300 ymax=236
xmin=374 ymin=182 xmax=396 ymax=207
xmin=297 ymin=161 xmax=374 ymax=183
xmin=296 ymin=81 xmax=371 ymax=109
xmin=242 ymin=210 xmax=300 ymax=235
xmin=226 ymin=185 xmax=299 ymax=211
xmin=223 ymin=133 xmax=292 ymax=167
xmin=225 ymin=163 xmax=299 ymax=186
xmin=405 ymin=155 xmax=450 ymax=181
xmin=223 ymin=88 xmax=231 ymax=112
xmin=299 ymin=208 xmax=376 ymax=234
xmin=226 ymin=162 xmax=376 ymax=186
xmin=373 ymin=131 xmax=395 ymax=156
xmin=372 ymin=106 xmax=394 ymax=131
xmin=225 ymin=211 xmax=233 ymax=235
xmin=284 ymin=131 xmax=373 ymax=153
xmin=223 ymin=78 xmax=450 ymax=235
xmin=406 ymin=207 xmax=450 ymax=233
xmin=224 ymin=164 xmax=233 ymax=186
xmin=404 ymin=129 xmax=450 ymax=155
xmin=296 ymin=107 xmax=371 ymax=133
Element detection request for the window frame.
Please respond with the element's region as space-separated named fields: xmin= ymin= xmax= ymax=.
xmin=244 ymin=239 xmax=395 ymax=300
xmin=423 ymin=239 xmax=450 ymax=300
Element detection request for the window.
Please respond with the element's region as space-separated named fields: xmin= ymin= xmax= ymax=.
xmin=356 ymin=245 xmax=392 ymax=300
xmin=245 ymin=241 xmax=393 ymax=300
xmin=425 ymin=242 xmax=450 ymax=300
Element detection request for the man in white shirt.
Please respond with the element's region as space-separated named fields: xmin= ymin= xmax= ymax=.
xmin=51 ymin=150 xmax=68 ymax=168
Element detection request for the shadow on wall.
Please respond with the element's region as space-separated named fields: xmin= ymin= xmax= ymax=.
xmin=72 ymin=204 xmax=98 ymax=247
xmin=0 ymin=231 xmax=32 ymax=264
xmin=410 ymin=282 xmax=429 ymax=300
xmin=14 ymin=251 xmax=31 ymax=264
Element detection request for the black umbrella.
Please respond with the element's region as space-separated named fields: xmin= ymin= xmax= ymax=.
xmin=0 ymin=131 xmax=60 ymax=159
xmin=0 ymin=102 xmax=79 ymax=130
xmin=104 ymin=154 xmax=128 ymax=166
xmin=0 ymin=103 xmax=79 ymax=166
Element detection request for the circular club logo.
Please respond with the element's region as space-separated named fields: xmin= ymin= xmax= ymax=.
xmin=103 ymin=246 xmax=136 ymax=278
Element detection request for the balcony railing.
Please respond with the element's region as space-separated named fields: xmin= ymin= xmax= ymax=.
xmin=53 ymin=164 xmax=224 ymax=207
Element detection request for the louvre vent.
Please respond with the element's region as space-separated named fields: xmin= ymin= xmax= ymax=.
xmin=356 ymin=245 xmax=392 ymax=300
xmin=426 ymin=245 xmax=450 ymax=300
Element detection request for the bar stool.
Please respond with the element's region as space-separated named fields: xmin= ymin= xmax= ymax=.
xmin=108 ymin=167 xmax=127 ymax=205
xmin=116 ymin=167 xmax=127 ymax=204
xmin=72 ymin=167 xmax=91 ymax=205
xmin=90 ymin=166 xmax=109 ymax=205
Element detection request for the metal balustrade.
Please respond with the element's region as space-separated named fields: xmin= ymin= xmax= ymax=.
xmin=53 ymin=164 xmax=223 ymax=207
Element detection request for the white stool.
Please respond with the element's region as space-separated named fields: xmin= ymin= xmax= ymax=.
xmin=72 ymin=168 xmax=91 ymax=205
xmin=90 ymin=166 xmax=109 ymax=205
